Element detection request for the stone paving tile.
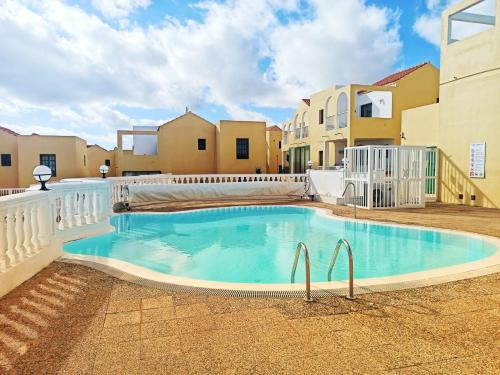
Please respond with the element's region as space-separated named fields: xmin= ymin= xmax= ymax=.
xmin=141 ymin=320 xmax=178 ymax=339
xmin=107 ymin=298 xmax=141 ymax=313
xmin=141 ymin=307 xmax=176 ymax=323
xmin=174 ymin=302 xmax=210 ymax=319
xmin=104 ymin=311 xmax=141 ymax=327
xmin=100 ymin=324 xmax=141 ymax=343
xmin=141 ymin=296 xmax=173 ymax=310
xmin=140 ymin=336 xmax=182 ymax=359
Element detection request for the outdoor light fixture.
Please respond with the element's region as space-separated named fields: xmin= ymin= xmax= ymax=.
xmin=307 ymin=160 xmax=313 ymax=169
xmin=99 ymin=164 xmax=109 ymax=179
xmin=33 ymin=165 xmax=52 ymax=191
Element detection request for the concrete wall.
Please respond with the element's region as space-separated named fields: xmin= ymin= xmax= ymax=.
xmin=17 ymin=135 xmax=88 ymax=187
xmin=401 ymin=103 xmax=440 ymax=147
xmin=437 ymin=0 xmax=500 ymax=207
xmin=158 ymin=112 xmax=216 ymax=174
xmin=216 ymin=120 xmax=267 ymax=174
xmin=0 ymin=129 xmax=19 ymax=188
xmin=266 ymin=128 xmax=282 ymax=173
xmin=87 ymin=145 xmax=116 ymax=178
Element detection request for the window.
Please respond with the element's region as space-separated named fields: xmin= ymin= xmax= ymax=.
xmin=198 ymin=138 xmax=206 ymax=150
xmin=105 ymin=159 xmax=111 ymax=166
xmin=278 ymin=141 xmax=281 ymax=149
xmin=236 ymin=138 xmax=249 ymax=159
xmin=448 ymin=0 xmax=496 ymax=44
xmin=337 ymin=93 xmax=348 ymax=128
xmin=319 ymin=109 xmax=324 ymax=124
xmin=318 ymin=151 xmax=324 ymax=167
xmin=84 ymin=155 xmax=86 ymax=166
xmin=360 ymin=103 xmax=373 ymax=118
xmin=40 ymin=154 xmax=56 ymax=177
xmin=1 ymin=154 xmax=12 ymax=166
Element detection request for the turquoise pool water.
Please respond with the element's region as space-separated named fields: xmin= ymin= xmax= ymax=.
xmin=64 ymin=206 xmax=496 ymax=284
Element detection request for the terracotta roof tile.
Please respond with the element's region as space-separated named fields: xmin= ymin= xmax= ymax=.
xmin=302 ymin=99 xmax=310 ymax=106
xmin=0 ymin=125 xmax=19 ymax=136
xmin=266 ymin=125 xmax=282 ymax=131
xmin=372 ymin=62 xmax=430 ymax=86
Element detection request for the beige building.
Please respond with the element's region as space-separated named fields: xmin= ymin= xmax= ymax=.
xmin=402 ymin=0 xmax=499 ymax=208
xmin=282 ymin=63 xmax=440 ymax=173
xmin=1 ymin=112 xmax=282 ymax=187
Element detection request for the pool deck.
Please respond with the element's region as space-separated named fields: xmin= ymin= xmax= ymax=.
xmin=1 ymin=201 xmax=499 ymax=374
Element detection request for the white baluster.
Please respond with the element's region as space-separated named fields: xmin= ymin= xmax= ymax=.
xmin=94 ymin=191 xmax=101 ymax=223
xmin=0 ymin=211 xmax=10 ymax=272
xmin=65 ymin=192 xmax=74 ymax=228
xmin=6 ymin=208 xmax=18 ymax=265
xmin=59 ymin=194 xmax=66 ymax=230
xmin=23 ymin=206 xmax=34 ymax=256
xmin=30 ymin=204 xmax=40 ymax=252
xmin=37 ymin=200 xmax=51 ymax=247
xmin=14 ymin=206 xmax=25 ymax=262
xmin=77 ymin=192 xmax=85 ymax=226
xmin=87 ymin=192 xmax=95 ymax=224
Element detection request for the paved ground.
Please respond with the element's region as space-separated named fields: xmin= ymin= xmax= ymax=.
xmin=0 ymin=201 xmax=499 ymax=374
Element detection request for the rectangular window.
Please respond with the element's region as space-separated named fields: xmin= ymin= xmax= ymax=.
xmin=360 ymin=103 xmax=373 ymax=118
xmin=278 ymin=141 xmax=281 ymax=149
xmin=198 ymin=138 xmax=206 ymax=150
xmin=318 ymin=151 xmax=324 ymax=167
xmin=40 ymin=154 xmax=57 ymax=177
xmin=236 ymin=138 xmax=249 ymax=159
xmin=319 ymin=109 xmax=324 ymax=124
xmin=84 ymin=155 xmax=86 ymax=166
xmin=105 ymin=159 xmax=111 ymax=166
xmin=1 ymin=154 xmax=12 ymax=166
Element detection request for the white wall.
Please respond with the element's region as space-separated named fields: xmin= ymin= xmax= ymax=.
xmin=133 ymin=126 xmax=158 ymax=155
xmin=355 ymin=91 xmax=392 ymax=118
xmin=308 ymin=169 xmax=344 ymax=203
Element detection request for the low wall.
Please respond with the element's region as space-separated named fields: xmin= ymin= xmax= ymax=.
xmin=308 ymin=169 xmax=344 ymax=203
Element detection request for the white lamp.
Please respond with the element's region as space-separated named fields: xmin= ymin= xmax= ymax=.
xmin=99 ymin=164 xmax=109 ymax=179
xmin=307 ymin=160 xmax=313 ymax=169
xmin=33 ymin=165 xmax=52 ymax=191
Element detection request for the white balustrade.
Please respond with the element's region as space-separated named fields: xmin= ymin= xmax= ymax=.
xmin=0 ymin=192 xmax=53 ymax=272
xmin=0 ymin=188 xmax=27 ymax=197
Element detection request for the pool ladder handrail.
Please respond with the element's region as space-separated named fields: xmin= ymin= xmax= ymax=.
xmin=328 ymin=239 xmax=355 ymax=300
xmin=342 ymin=182 xmax=357 ymax=219
xmin=290 ymin=242 xmax=314 ymax=302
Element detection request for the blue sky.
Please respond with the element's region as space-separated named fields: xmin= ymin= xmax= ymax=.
xmin=0 ymin=0 xmax=456 ymax=148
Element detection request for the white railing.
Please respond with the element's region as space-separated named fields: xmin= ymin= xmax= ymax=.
xmin=425 ymin=148 xmax=439 ymax=201
xmin=0 ymin=188 xmax=26 ymax=197
xmin=326 ymin=116 xmax=335 ymax=130
xmin=283 ymin=132 xmax=288 ymax=145
xmin=109 ymin=173 xmax=308 ymax=206
xmin=344 ymin=146 xmax=426 ymax=209
xmin=301 ymin=126 xmax=309 ymax=138
xmin=294 ymin=128 xmax=301 ymax=138
xmin=0 ymin=180 xmax=113 ymax=297
xmin=0 ymin=191 xmax=54 ymax=273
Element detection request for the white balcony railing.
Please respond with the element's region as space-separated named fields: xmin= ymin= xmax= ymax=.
xmin=0 ymin=188 xmax=27 ymax=197
xmin=294 ymin=128 xmax=301 ymax=138
xmin=301 ymin=126 xmax=309 ymax=138
xmin=326 ymin=116 xmax=335 ymax=130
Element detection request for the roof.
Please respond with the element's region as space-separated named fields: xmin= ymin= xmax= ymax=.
xmin=0 ymin=125 xmax=19 ymax=136
xmin=87 ymin=144 xmax=110 ymax=152
xmin=302 ymin=99 xmax=310 ymax=106
xmin=158 ymin=111 xmax=214 ymax=128
xmin=266 ymin=125 xmax=282 ymax=131
xmin=372 ymin=62 xmax=430 ymax=86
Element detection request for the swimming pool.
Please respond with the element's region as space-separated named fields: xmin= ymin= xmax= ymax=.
xmin=64 ymin=206 xmax=499 ymax=289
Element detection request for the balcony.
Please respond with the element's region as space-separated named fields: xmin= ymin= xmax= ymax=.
xmin=301 ymin=126 xmax=309 ymax=138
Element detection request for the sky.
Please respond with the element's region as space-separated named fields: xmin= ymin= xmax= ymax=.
xmin=0 ymin=0 xmax=463 ymax=149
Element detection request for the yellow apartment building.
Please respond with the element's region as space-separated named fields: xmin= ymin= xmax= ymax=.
xmin=402 ymin=0 xmax=499 ymax=208
xmin=282 ymin=62 xmax=440 ymax=173
xmin=1 ymin=112 xmax=282 ymax=187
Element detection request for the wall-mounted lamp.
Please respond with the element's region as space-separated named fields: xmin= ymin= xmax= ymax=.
xmin=99 ymin=164 xmax=109 ymax=179
xmin=33 ymin=165 xmax=52 ymax=191
xmin=307 ymin=160 xmax=313 ymax=169
xmin=400 ymin=132 xmax=407 ymax=140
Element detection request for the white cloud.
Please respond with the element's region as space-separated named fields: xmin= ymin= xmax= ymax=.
xmin=91 ymin=0 xmax=151 ymax=19
xmin=0 ymin=0 xmax=402 ymax=148
xmin=413 ymin=0 xmax=462 ymax=47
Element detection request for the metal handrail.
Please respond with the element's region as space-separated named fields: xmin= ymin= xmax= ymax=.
xmin=290 ymin=242 xmax=314 ymax=302
xmin=327 ymin=239 xmax=355 ymax=300
xmin=342 ymin=182 xmax=357 ymax=219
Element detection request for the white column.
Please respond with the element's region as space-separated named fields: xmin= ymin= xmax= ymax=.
xmin=0 ymin=212 xmax=10 ymax=271
xmin=87 ymin=192 xmax=95 ymax=224
xmin=37 ymin=201 xmax=51 ymax=247
xmin=14 ymin=206 xmax=25 ymax=263
xmin=30 ymin=204 xmax=40 ymax=252
xmin=6 ymin=208 xmax=18 ymax=265
xmin=77 ymin=192 xmax=85 ymax=226
xmin=23 ymin=206 xmax=33 ymax=256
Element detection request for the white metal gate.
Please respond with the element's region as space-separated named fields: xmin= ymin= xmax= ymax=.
xmin=344 ymin=146 xmax=427 ymax=209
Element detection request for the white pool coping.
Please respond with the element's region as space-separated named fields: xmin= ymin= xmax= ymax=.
xmin=62 ymin=205 xmax=500 ymax=296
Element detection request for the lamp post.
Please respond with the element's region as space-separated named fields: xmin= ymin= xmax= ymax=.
xmin=99 ymin=165 xmax=109 ymax=179
xmin=33 ymin=165 xmax=52 ymax=191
